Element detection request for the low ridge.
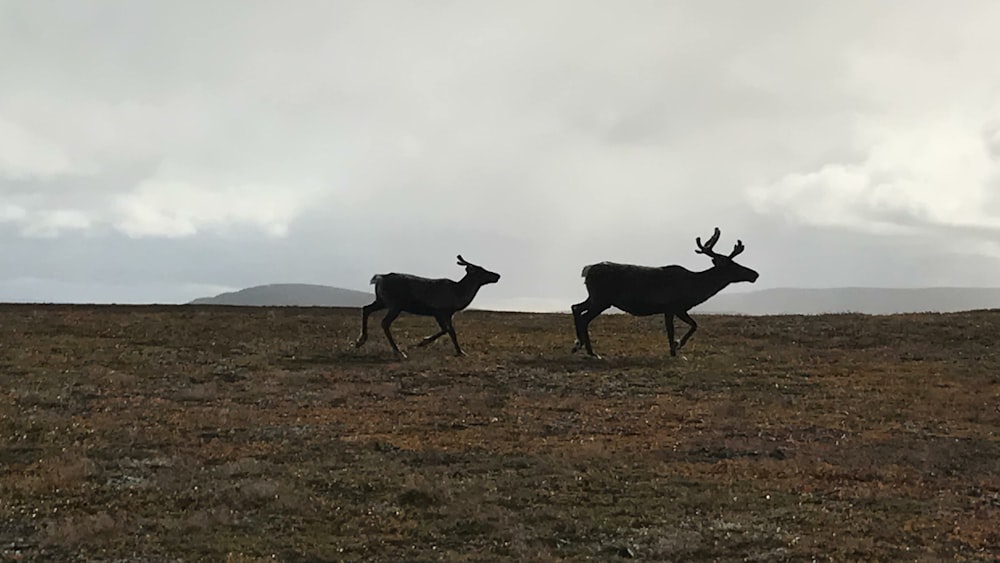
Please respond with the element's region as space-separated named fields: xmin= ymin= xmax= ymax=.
xmin=189 ymin=283 xmax=373 ymax=307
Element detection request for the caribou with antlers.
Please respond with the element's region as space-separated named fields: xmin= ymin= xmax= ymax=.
xmin=571 ymin=227 xmax=758 ymax=358
xmin=355 ymin=255 xmax=501 ymax=359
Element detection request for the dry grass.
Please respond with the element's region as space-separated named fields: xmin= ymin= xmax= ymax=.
xmin=1 ymin=304 xmax=999 ymax=561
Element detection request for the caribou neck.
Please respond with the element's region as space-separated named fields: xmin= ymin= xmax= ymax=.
xmin=689 ymin=266 xmax=737 ymax=305
xmin=454 ymin=275 xmax=486 ymax=309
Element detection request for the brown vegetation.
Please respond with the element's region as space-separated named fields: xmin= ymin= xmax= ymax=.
xmin=1 ymin=304 xmax=999 ymax=561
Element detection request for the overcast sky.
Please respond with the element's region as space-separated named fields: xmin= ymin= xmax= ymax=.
xmin=2 ymin=1 xmax=1000 ymax=311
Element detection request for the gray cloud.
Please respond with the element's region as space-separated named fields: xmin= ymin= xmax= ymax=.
xmin=2 ymin=1 xmax=1000 ymax=309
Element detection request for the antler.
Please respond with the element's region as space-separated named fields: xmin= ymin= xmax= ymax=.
xmin=457 ymin=255 xmax=474 ymax=267
xmin=695 ymin=227 xmax=722 ymax=257
xmin=696 ymin=228 xmax=745 ymax=259
xmin=728 ymin=240 xmax=745 ymax=259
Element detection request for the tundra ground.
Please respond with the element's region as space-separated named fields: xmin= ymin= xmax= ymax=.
xmin=1 ymin=304 xmax=999 ymax=561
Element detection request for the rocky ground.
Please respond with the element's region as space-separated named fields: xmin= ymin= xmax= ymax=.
xmin=1 ymin=304 xmax=999 ymax=561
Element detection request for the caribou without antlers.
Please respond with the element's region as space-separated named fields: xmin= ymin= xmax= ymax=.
xmin=570 ymin=227 xmax=759 ymax=358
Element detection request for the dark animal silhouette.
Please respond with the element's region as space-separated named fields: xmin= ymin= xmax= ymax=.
xmin=571 ymin=227 xmax=758 ymax=358
xmin=355 ymin=255 xmax=501 ymax=358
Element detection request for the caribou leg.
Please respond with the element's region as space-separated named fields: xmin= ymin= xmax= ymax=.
xmin=664 ymin=313 xmax=678 ymax=356
xmin=416 ymin=315 xmax=450 ymax=348
xmin=443 ymin=317 xmax=465 ymax=356
xmin=570 ymin=299 xmax=591 ymax=353
xmin=380 ymin=308 xmax=407 ymax=359
xmin=577 ymin=302 xmax=610 ymax=358
xmin=676 ymin=311 xmax=698 ymax=351
xmin=355 ymin=298 xmax=385 ymax=348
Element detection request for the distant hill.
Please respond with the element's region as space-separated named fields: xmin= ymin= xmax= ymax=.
xmin=190 ymin=284 xmax=373 ymax=307
xmin=695 ymin=287 xmax=1000 ymax=315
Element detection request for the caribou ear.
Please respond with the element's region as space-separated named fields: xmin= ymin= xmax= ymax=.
xmin=457 ymin=255 xmax=469 ymax=266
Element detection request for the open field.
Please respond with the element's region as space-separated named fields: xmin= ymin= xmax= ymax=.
xmin=2 ymin=304 xmax=999 ymax=561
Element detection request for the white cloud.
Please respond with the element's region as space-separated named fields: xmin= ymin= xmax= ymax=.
xmin=0 ymin=205 xmax=94 ymax=238
xmin=748 ymin=112 xmax=1000 ymax=236
xmin=0 ymin=204 xmax=27 ymax=222
xmin=747 ymin=2 xmax=1000 ymax=244
xmin=20 ymin=209 xmax=94 ymax=238
xmin=0 ymin=117 xmax=97 ymax=179
xmin=113 ymin=179 xmax=317 ymax=238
